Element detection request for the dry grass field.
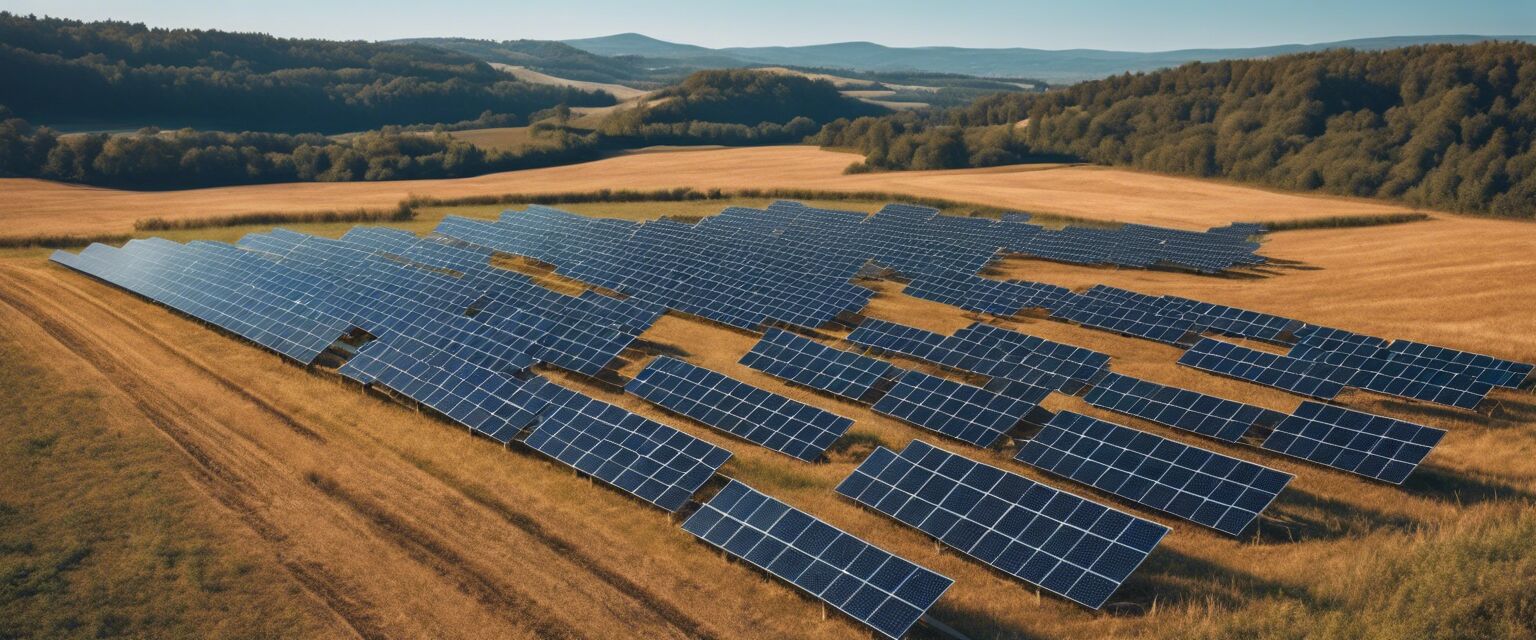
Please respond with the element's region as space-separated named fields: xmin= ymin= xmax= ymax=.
xmin=3 ymin=164 xmax=1534 ymax=639
xmin=0 ymin=146 xmax=1421 ymax=239
xmin=490 ymin=63 xmax=653 ymax=101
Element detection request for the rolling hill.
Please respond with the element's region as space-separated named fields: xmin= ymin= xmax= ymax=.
xmin=562 ymin=32 xmax=1536 ymax=82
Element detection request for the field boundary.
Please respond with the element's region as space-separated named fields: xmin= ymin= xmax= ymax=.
xmin=403 ymin=187 xmax=1106 ymax=227
xmin=134 ymin=204 xmax=415 ymax=232
xmin=1260 ymin=212 xmax=1432 ymax=232
xmin=0 ymin=232 xmax=135 ymax=249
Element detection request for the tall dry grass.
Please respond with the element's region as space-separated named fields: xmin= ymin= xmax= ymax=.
xmin=0 ymin=322 xmax=334 ymax=639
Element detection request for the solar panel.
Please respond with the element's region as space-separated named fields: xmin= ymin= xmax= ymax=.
xmin=1341 ymin=355 xmax=1494 ymax=410
xmin=836 ymin=440 xmax=1168 ymax=609
xmin=1015 ymin=412 xmax=1293 ymax=536
xmin=740 ymin=328 xmax=903 ymax=402
xmin=1051 ymin=295 xmax=1199 ymax=345
xmin=871 ymin=370 xmax=1050 ymax=447
xmin=523 ymin=386 xmax=732 ymax=511
xmin=930 ymin=322 xmax=1110 ymax=392
xmin=1082 ymin=373 xmax=1286 ymax=443
xmin=1178 ymin=338 xmax=1353 ymax=400
xmin=1384 ymin=341 xmax=1534 ymax=389
xmin=1288 ymin=326 xmax=1390 ymax=362
xmin=625 ymin=356 xmax=853 ymax=461
xmin=682 ymin=479 xmax=953 ymax=639
xmin=1262 ymin=402 xmax=1445 ymax=484
xmin=1176 ymin=301 xmax=1302 ymax=345
xmin=845 ymin=318 xmax=948 ymax=362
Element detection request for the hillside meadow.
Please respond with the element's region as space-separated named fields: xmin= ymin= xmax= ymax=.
xmin=2 ymin=160 xmax=1534 ymax=638
xmin=0 ymin=146 xmax=1419 ymax=239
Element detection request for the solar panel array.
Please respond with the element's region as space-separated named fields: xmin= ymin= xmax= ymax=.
xmin=1015 ymin=412 xmax=1293 ymax=536
xmin=871 ymin=370 xmax=1048 ymax=446
xmin=1262 ymin=402 xmax=1446 ymax=484
xmin=930 ymin=322 xmax=1111 ymax=392
xmin=1047 ymin=285 xmax=1303 ymax=346
xmin=1178 ymin=338 xmax=1355 ymax=400
xmin=682 ymin=479 xmax=953 ymax=639
xmin=740 ymin=328 xmax=903 ymax=401
xmin=428 ymin=203 xmax=1265 ymax=338
xmin=1282 ymin=326 xmax=1529 ymax=409
xmin=1010 ymin=222 xmax=1265 ymax=274
xmin=1083 ymin=373 xmax=1286 ymax=442
xmin=625 ymin=356 xmax=853 ymax=461
xmin=836 ymin=440 xmax=1168 ymax=609
xmin=523 ymin=384 xmax=733 ymax=512
xmin=1385 ymin=341 xmax=1534 ymax=388
xmin=903 ymin=266 xmax=1076 ymax=316
xmin=54 ymin=199 xmax=1514 ymax=632
xmin=1052 ymin=294 xmax=1200 ymax=345
xmin=846 ymin=318 xmax=949 ymax=361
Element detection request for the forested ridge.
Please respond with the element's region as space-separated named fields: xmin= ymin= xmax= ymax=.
xmin=3 ymin=10 xmax=1533 ymax=218
xmin=814 ymin=42 xmax=1536 ymax=217
xmin=0 ymin=69 xmax=875 ymax=188
xmin=0 ymin=13 xmax=613 ymax=133
xmin=596 ymin=69 xmax=885 ymax=146
xmin=0 ymin=108 xmax=606 ymax=188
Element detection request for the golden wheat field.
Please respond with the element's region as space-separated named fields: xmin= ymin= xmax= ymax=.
xmin=0 ymin=146 xmax=1420 ymax=239
xmin=2 ymin=160 xmax=1534 ymax=640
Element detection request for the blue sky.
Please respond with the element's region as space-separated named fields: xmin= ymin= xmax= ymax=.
xmin=6 ymin=0 xmax=1534 ymax=50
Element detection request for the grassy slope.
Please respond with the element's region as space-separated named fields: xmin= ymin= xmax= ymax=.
xmin=2 ymin=192 xmax=1534 ymax=638
xmin=0 ymin=304 xmax=342 ymax=638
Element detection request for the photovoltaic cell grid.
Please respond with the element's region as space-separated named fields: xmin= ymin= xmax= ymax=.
xmin=1051 ymin=295 xmax=1200 ymax=345
xmin=931 ymin=322 xmax=1111 ymax=392
xmin=682 ymin=479 xmax=953 ymax=639
xmin=625 ymin=356 xmax=853 ymax=461
xmin=1083 ymin=373 xmax=1286 ymax=443
xmin=1015 ymin=412 xmax=1293 ymax=536
xmin=1178 ymin=338 xmax=1354 ymax=400
xmin=1385 ymin=341 xmax=1534 ymax=389
xmin=1339 ymin=354 xmax=1494 ymax=410
xmin=836 ymin=440 xmax=1168 ymax=609
xmin=1262 ymin=402 xmax=1445 ymax=484
xmin=523 ymin=386 xmax=732 ymax=512
xmin=740 ymin=328 xmax=902 ymax=402
xmin=871 ymin=370 xmax=1049 ymax=447
xmin=1284 ymin=327 xmax=1515 ymax=409
xmin=845 ymin=318 xmax=949 ymax=362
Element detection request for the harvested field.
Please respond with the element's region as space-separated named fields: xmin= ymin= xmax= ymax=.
xmin=4 ymin=184 xmax=1533 ymax=638
xmin=0 ymin=146 xmax=1421 ymax=239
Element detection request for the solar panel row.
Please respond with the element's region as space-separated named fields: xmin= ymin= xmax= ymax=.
xmin=1015 ymin=412 xmax=1293 ymax=536
xmin=740 ymin=328 xmax=903 ymax=402
xmin=1262 ymin=402 xmax=1445 ymax=484
xmin=524 ymin=384 xmax=733 ymax=512
xmin=625 ymin=356 xmax=853 ymax=461
xmin=871 ymin=370 xmax=1049 ymax=447
xmin=683 ymin=479 xmax=953 ymax=639
xmin=836 ymin=440 xmax=1168 ymax=609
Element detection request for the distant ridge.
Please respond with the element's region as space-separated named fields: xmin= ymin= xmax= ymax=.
xmin=561 ymin=33 xmax=1536 ymax=82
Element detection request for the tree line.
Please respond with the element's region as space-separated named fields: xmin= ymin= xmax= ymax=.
xmin=0 ymin=108 xmax=605 ymax=188
xmin=0 ymin=13 xmax=614 ymax=133
xmin=596 ymin=69 xmax=881 ymax=146
xmin=814 ymin=42 xmax=1536 ymax=217
xmin=0 ymin=69 xmax=868 ymax=188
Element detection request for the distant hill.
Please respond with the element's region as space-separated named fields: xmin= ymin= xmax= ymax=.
xmin=812 ymin=42 xmax=1536 ymax=217
xmin=562 ymin=33 xmax=1536 ymax=82
xmin=390 ymin=37 xmax=672 ymax=87
xmin=0 ymin=13 xmax=615 ymax=133
xmin=400 ymin=37 xmax=1048 ymax=108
